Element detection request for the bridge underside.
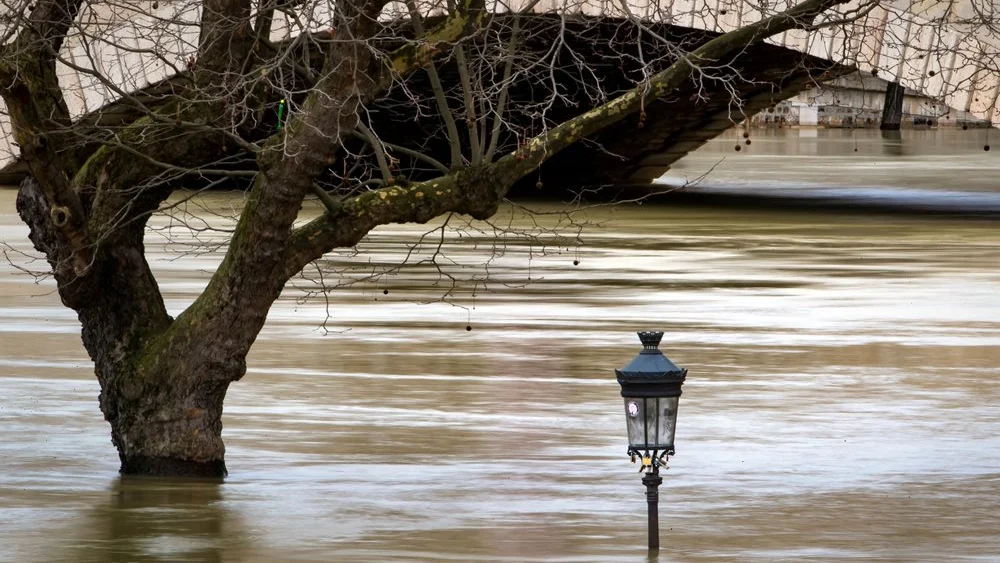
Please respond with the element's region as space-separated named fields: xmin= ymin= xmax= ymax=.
xmin=0 ymin=15 xmax=849 ymax=189
xmin=534 ymin=42 xmax=847 ymax=188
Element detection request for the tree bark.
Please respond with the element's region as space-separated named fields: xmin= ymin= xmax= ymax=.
xmin=17 ymin=176 xmax=232 ymax=476
xmin=105 ymin=371 xmax=231 ymax=477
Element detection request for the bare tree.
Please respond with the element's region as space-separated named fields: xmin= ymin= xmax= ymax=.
xmin=2 ymin=0 xmax=958 ymax=476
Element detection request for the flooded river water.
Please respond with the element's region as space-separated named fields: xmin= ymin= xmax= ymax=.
xmin=1 ymin=130 xmax=999 ymax=562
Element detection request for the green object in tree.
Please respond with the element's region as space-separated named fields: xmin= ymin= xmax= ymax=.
xmin=277 ymin=99 xmax=286 ymax=131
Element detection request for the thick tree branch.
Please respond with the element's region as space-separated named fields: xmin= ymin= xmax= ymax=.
xmin=77 ymin=105 xmax=233 ymax=242
xmin=197 ymin=0 xmax=256 ymax=83
xmin=74 ymin=0 xmax=261 ymax=251
xmin=16 ymin=0 xmax=84 ymax=55
xmin=1 ymin=0 xmax=91 ymax=274
xmin=283 ymin=167 xmax=500 ymax=277
xmin=279 ymin=0 xmax=853 ymax=280
xmin=169 ymin=0 xmax=396 ymax=363
xmin=497 ymin=0 xmax=855 ymax=180
xmin=171 ymin=0 xmax=489 ymax=357
xmin=387 ymin=0 xmax=486 ymax=80
xmin=253 ymin=0 xmax=277 ymax=47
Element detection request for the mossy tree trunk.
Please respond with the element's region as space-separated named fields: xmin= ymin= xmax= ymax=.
xmin=17 ymin=175 xmax=227 ymax=473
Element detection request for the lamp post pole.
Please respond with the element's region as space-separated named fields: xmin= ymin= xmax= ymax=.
xmin=616 ymin=331 xmax=688 ymax=553
xmin=642 ymin=468 xmax=662 ymax=550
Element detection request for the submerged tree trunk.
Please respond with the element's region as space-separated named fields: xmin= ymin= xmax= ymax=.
xmin=16 ymin=176 xmax=234 ymax=477
xmin=103 ymin=367 xmax=231 ymax=477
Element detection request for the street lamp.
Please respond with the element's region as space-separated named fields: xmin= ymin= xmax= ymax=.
xmin=615 ymin=330 xmax=688 ymax=550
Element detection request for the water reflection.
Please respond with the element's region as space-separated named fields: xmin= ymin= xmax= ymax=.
xmin=70 ymin=478 xmax=245 ymax=563
xmin=880 ymin=129 xmax=904 ymax=157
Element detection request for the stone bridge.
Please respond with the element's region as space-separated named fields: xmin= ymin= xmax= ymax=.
xmin=1 ymin=0 xmax=997 ymax=186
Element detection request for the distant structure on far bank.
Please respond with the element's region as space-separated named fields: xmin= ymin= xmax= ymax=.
xmin=751 ymin=72 xmax=992 ymax=129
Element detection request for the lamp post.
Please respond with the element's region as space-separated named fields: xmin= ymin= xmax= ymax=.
xmin=615 ymin=331 xmax=688 ymax=551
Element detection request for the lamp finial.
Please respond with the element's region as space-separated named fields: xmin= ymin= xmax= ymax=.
xmin=637 ymin=331 xmax=664 ymax=349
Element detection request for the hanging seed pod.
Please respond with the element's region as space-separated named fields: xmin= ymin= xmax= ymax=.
xmin=734 ymin=145 xmax=742 ymax=152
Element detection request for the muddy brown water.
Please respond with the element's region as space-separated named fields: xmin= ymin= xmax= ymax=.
xmin=1 ymin=129 xmax=999 ymax=562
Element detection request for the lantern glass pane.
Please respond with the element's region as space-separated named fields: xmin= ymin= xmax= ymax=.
xmin=646 ymin=400 xmax=659 ymax=448
xmin=623 ymin=395 xmax=680 ymax=451
xmin=655 ymin=396 xmax=680 ymax=450
xmin=623 ymin=397 xmax=647 ymax=449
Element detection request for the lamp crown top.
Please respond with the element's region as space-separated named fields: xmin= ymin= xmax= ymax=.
xmin=637 ymin=331 xmax=664 ymax=349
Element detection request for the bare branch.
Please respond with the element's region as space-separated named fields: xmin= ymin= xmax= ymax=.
xmin=350 ymin=130 xmax=449 ymax=173
xmin=406 ymin=0 xmax=465 ymax=168
xmin=499 ymin=0 xmax=857 ymax=180
xmin=455 ymin=43 xmax=483 ymax=165
xmin=356 ymin=120 xmax=393 ymax=181
xmin=485 ymin=14 xmax=521 ymax=162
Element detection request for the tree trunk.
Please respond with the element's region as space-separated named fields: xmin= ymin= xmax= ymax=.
xmin=102 ymin=365 xmax=231 ymax=477
xmin=17 ymin=175 xmax=233 ymax=477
